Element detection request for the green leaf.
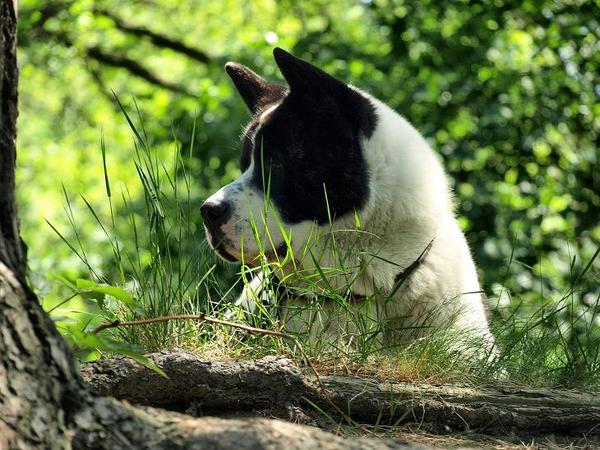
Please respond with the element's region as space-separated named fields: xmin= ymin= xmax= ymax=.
xmin=68 ymin=329 xmax=168 ymax=378
xmin=75 ymin=279 xmax=136 ymax=310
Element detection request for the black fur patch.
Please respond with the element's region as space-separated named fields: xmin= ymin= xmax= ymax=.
xmin=238 ymin=49 xmax=377 ymax=225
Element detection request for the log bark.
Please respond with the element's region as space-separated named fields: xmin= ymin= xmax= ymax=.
xmin=0 ymin=4 xmax=423 ymax=448
xmin=321 ymin=375 xmax=600 ymax=435
xmin=81 ymin=351 xmax=309 ymax=416
xmin=82 ymin=349 xmax=600 ymax=436
xmin=72 ymin=397 xmax=420 ymax=450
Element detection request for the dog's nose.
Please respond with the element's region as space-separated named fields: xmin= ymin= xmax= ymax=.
xmin=201 ymin=201 xmax=232 ymax=226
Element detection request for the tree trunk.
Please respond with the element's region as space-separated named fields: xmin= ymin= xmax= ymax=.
xmin=1 ymin=2 xmax=87 ymax=447
xmin=0 ymin=0 xmax=21 ymax=280
xmin=0 ymin=4 xmax=420 ymax=449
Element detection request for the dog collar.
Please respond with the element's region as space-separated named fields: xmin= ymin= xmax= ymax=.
xmin=349 ymin=238 xmax=435 ymax=302
xmin=392 ymin=238 xmax=435 ymax=285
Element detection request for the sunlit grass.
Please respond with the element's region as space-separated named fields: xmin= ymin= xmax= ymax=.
xmin=47 ymin=102 xmax=600 ymax=389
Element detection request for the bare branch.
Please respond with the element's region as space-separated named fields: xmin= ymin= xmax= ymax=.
xmin=26 ymin=26 xmax=195 ymax=96
xmin=86 ymin=46 xmax=193 ymax=96
xmin=94 ymin=8 xmax=211 ymax=64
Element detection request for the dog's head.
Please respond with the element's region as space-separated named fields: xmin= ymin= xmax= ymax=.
xmin=201 ymin=48 xmax=377 ymax=264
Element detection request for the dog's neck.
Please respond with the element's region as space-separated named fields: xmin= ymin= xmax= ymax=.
xmin=362 ymin=96 xmax=453 ymax=219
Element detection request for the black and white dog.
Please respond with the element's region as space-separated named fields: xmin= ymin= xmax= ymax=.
xmin=202 ymin=48 xmax=493 ymax=346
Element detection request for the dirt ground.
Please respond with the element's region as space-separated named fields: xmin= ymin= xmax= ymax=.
xmin=336 ymin=423 xmax=600 ymax=449
xmin=402 ymin=431 xmax=595 ymax=449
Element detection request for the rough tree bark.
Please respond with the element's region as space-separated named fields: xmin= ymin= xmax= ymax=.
xmin=0 ymin=4 xmax=424 ymax=449
xmin=82 ymin=349 xmax=600 ymax=436
xmin=0 ymin=2 xmax=87 ymax=447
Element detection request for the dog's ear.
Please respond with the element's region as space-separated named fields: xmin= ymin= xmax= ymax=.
xmin=273 ymin=48 xmax=376 ymax=136
xmin=272 ymin=47 xmax=347 ymax=97
xmin=225 ymin=62 xmax=285 ymax=113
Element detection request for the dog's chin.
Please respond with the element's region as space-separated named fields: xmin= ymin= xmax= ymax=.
xmin=213 ymin=242 xmax=289 ymax=267
xmin=205 ymin=228 xmax=239 ymax=263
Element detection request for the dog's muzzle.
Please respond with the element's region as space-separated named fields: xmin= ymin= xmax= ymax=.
xmin=200 ymin=200 xmax=237 ymax=261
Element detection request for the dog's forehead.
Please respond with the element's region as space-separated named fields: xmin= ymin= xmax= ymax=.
xmin=238 ymin=86 xmax=372 ymax=176
xmin=233 ymin=83 xmax=373 ymax=225
xmin=242 ymin=95 xmax=331 ymax=146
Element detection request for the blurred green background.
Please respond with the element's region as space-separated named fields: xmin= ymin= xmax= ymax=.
xmin=16 ymin=0 xmax=599 ymax=319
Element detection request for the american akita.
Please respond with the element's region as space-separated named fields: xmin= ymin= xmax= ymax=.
xmin=201 ymin=48 xmax=494 ymax=349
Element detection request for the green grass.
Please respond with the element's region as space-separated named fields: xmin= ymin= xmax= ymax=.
xmin=45 ymin=102 xmax=600 ymax=389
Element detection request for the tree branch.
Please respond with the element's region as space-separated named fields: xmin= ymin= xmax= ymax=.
xmin=86 ymin=59 xmax=118 ymax=103
xmin=92 ymin=313 xmax=360 ymax=427
xmin=94 ymin=8 xmax=211 ymax=64
xmin=26 ymin=25 xmax=195 ymax=96
xmin=86 ymin=46 xmax=193 ymax=96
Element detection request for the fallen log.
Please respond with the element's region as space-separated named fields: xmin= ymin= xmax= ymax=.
xmin=73 ymin=397 xmax=422 ymax=449
xmin=321 ymin=375 xmax=600 ymax=435
xmin=81 ymin=349 xmax=600 ymax=435
xmin=81 ymin=351 xmax=308 ymax=416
